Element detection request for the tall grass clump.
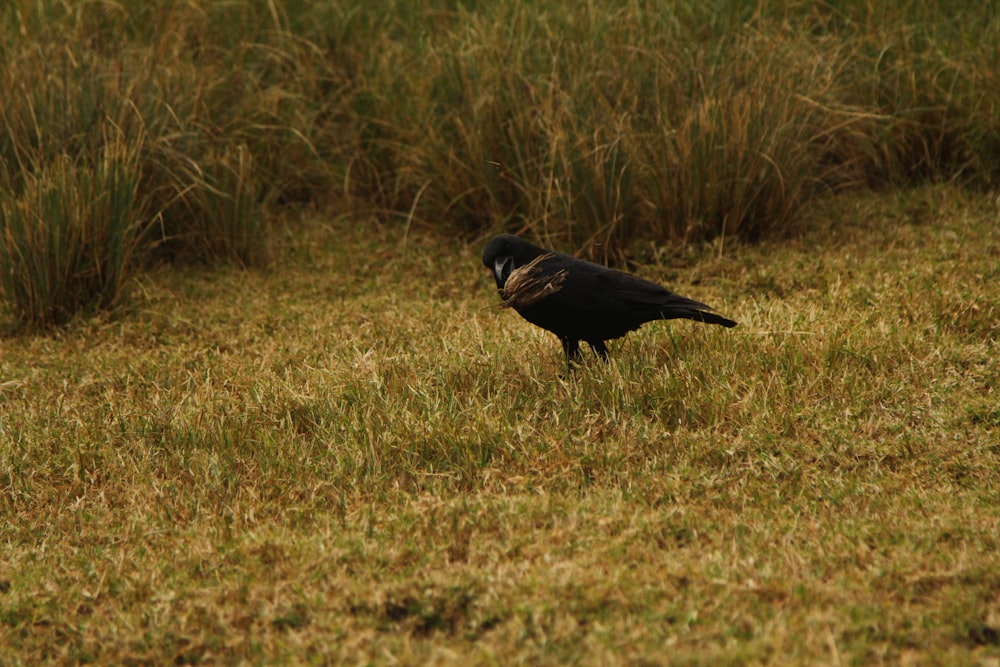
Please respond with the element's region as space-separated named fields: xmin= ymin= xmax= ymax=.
xmin=342 ymin=3 xmax=850 ymax=255
xmin=3 ymin=0 xmax=1000 ymax=326
xmin=0 ymin=0 xmax=347 ymax=326
xmin=0 ymin=132 xmax=145 ymax=329
xmin=124 ymin=1 xmax=343 ymax=264
xmin=341 ymin=0 xmax=1000 ymax=257
xmin=634 ymin=28 xmax=852 ymax=246
xmin=840 ymin=2 xmax=1000 ymax=186
xmin=146 ymin=143 xmax=268 ymax=266
xmin=0 ymin=0 xmax=346 ymax=246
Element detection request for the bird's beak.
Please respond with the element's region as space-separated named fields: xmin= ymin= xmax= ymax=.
xmin=493 ymin=256 xmax=514 ymax=287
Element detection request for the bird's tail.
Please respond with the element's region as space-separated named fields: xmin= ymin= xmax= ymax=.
xmin=658 ymin=296 xmax=737 ymax=328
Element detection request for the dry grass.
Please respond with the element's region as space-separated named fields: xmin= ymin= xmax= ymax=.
xmin=1 ymin=185 xmax=997 ymax=664
xmin=2 ymin=1 xmax=999 ymax=327
xmin=341 ymin=0 xmax=1000 ymax=255
xmin=0 ymin=130 xmax=145 ymax=329
xmin=499 ymin=253 xmax=568 ymax=309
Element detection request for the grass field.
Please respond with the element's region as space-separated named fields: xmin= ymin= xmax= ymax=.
xmin=2 ymin=1 xmax=999 ymax=663
xmin=2 ymin=184 xmax=998 ymax=664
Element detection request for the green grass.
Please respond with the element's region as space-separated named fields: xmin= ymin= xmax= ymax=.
xmin=0 ymin=130 xmax=145 ymax=329
xmin=1 ymin=185 xmax=998 ymax=664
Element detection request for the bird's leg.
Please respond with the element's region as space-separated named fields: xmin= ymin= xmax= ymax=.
xmin=589 ymin=340 xmax=609 ymax=362
xmin=561 ymin=338 xmax=581 ymax=372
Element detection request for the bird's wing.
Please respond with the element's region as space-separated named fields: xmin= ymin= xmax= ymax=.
xmin=554 ymin=266 xmax=701 ymax=310
xmin=525 ymin=262 xmax=655 ymax=313
xmin=595 ymin=270 xmax=688 ymax=306
xmin=599 ymin=270 xmax=737 ymax=326
xmin=559 ymin=265 xmax=725 ymax=319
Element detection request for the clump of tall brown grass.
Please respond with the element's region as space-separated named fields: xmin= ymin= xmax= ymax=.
xmin=1 ymin=0 xmax=998 ymax=328
xmin=0 ymin=1 xmax=339 ymax=328
xmin=0 ymin=130 xmax=144 ymax=327
xmin=341 ymin=0 xmax=999 ymax=257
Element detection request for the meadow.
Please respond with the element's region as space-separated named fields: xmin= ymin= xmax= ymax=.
xmin=2 ymin=187 xmax=999 ymax=664
xmin=1 ymin=0 xmax=999 ymax=664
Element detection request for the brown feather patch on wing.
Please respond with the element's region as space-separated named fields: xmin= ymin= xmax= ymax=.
xmin=499 ymin=253 xmax=568 ymax=309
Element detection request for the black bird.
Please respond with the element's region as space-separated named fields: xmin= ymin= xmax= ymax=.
xmin=482 ymin=234 xmax=737 ymax=365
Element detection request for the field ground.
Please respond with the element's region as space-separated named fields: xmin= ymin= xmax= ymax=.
xmin=1 ymin=185 xmax=998 ymax=664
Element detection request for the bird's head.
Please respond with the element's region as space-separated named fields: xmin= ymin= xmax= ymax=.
xmin=481 ymin=234 xmax=547 ymax=289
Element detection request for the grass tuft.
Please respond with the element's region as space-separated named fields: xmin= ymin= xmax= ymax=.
xmin=0 ymin=129 xmax=144 ymax=329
